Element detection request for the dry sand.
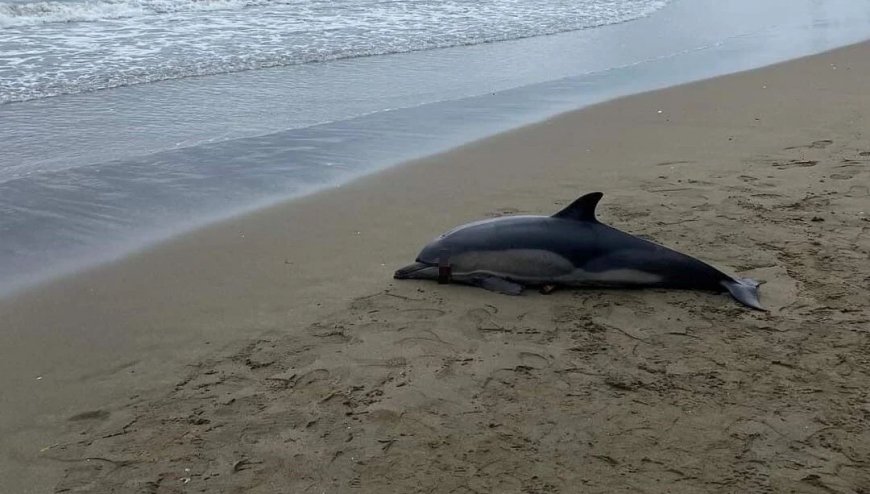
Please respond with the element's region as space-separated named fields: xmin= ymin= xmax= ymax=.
xmin=2 ymin=42 xmax=869 ymax=493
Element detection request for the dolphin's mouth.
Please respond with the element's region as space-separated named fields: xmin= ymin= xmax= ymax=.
xmin=393 ymin=261 xmax=434 ymax=279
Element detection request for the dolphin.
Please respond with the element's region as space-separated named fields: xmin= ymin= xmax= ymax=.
xmin=394 ymin=192 xmax=763 ymax=310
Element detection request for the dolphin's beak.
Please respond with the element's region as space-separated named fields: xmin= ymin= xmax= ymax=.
xmin=394 ymin=262 xmax=436 ymax=280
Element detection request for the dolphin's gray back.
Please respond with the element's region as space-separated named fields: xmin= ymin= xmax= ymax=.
xmin=423 ymin=215 xmax=609 ymax=262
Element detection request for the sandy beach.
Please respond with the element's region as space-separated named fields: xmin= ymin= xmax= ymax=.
xmin=2 ymin=41 xmax=869 ymax=493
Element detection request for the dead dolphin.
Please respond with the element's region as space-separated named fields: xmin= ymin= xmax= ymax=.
xmin=394 ymin=192 xmax=763 ymax=310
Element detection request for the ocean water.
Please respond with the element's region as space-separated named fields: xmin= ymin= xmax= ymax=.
xmin=1 ymin=0 xmax=870 ymax=296
xmin=0 ymin=0 xmax=667 ymax=103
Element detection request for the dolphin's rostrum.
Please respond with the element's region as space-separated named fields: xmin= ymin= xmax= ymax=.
xmin=394 ymin=192 xmax=763 ymax=310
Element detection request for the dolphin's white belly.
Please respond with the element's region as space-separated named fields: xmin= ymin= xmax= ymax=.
xmin=449 ymin=248 xmax=663 ymax=286
xmin=450 ymin=249 xmax=573 ymax=281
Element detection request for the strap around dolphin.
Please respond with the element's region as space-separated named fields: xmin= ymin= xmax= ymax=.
xmin=438 ymin=248 xmax=451 ymax=284
xmin=552 ymin=192 xmax=603 ymax=222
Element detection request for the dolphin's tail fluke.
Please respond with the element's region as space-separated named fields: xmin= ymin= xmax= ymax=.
xmin=722 ymin=278 xmax=765 ymax=311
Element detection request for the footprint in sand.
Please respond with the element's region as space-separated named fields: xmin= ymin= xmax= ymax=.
xmin=464 ymin=306 xmax=497 ymax=327
xmin=67 ymin=409 xmax=110 ymax=422
xmin=517 ymin=351 xmax=550 ymax=370
xmin=784 ymin=139 xmax=833 ymax=150
xmin=294 ymin=368 xmax=331 ymax=387
xmin=846 ymin=185 xmax=869 ymax=197
xmin=772 ymin=159 xmax=818 ymax=169
xmin=397 ymin=308 xmax=447 ymax=320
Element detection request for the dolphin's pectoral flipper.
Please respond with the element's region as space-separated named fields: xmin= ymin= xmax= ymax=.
xmin=722 ymin=278 xmax=765 ymax=311
xmin=468 ymin=275 xmax=524 ymax=296
xmin=539 ymin=284 xmax=558 ymax=295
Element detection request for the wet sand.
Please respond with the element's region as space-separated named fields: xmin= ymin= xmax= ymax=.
xmin=2 ymin=42 xmax=870 ymax=493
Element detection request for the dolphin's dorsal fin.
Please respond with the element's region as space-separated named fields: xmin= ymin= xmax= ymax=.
xmin=552 ymin=192 xmax=603 ymax=222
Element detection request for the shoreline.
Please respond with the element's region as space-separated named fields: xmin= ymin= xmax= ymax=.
xmin=2 ymin=41 xmax=870 ymax=492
